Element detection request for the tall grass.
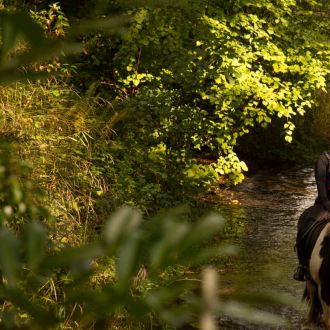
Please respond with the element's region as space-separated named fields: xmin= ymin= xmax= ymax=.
xmin=0 ymin=80 xmax=115 ymax=244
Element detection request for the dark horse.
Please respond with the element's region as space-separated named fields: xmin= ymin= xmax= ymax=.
xmin=297 ymin=204 xmax=330 ymax=327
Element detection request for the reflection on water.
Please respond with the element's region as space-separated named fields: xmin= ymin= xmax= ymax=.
xmin=212 ymin=167 xmax=317 ymax=329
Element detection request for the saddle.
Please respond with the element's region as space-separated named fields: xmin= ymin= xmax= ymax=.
xmin=296 ymin=204 xmax=330 ymax=264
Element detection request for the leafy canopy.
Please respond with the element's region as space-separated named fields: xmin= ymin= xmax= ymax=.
xmin=109 ymin=0 xmax=329 ymax=186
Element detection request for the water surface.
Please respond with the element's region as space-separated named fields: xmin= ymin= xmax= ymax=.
xmin=211 ymin=167 xmax=319 ymax=329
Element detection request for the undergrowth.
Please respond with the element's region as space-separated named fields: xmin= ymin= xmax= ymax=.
xmin=0 ymin=80 xmax=116 ymax=244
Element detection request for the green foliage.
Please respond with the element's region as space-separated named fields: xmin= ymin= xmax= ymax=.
xmin=0 ymin=5 xmax=127 ymax=83
xmin=0 ymin=9 xmax=80 ymax=83
xmin=30 ymin=2 xmax=70 ymax=37
xmin=0 ymin=4 xmax=326 ymax=329
xmin=0 ymin=81 xmax=118 ymax=244
xmin=236 ymin=89 xmax=330 ymax=167
xmin=0 ymin=202 xmax=289 ymax=329
xmin=0 ymin=143 xmax=49 ymax=230
xmin=5 ymin=0 xmax=328 ymax=204
xmin=86 ymin=0 xmax=329 ymax=192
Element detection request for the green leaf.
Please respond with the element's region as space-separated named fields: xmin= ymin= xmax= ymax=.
xmin=42 ymin=243 xmax=103 ymax=270
xmin=182 ymin=213 xmax=225 ymax=249
xmin=3 ymin=287 xmax=58 ymax=326
xmin=24 ymin=222 xmax=47 ymax=270
xmin=103 ymin=206 xmax=142 ymax=247
xmin=0 ymin=228 xmax=20 ymax=288
xmin=116 ymin=233 xmax=141 ymax=285
xmin=216 ymin=301 xmax=285 ymax=326
xmin=284 ymin=135 xmax=292 ymax=143
xmin=150 ymin=221 xmax=189 ymax=269
xmin=0 ymin=11 xmax=44 ymax=58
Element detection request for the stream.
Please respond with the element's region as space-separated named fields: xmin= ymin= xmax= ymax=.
xmin=210 ymin=166 xmax=320 ymax=329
